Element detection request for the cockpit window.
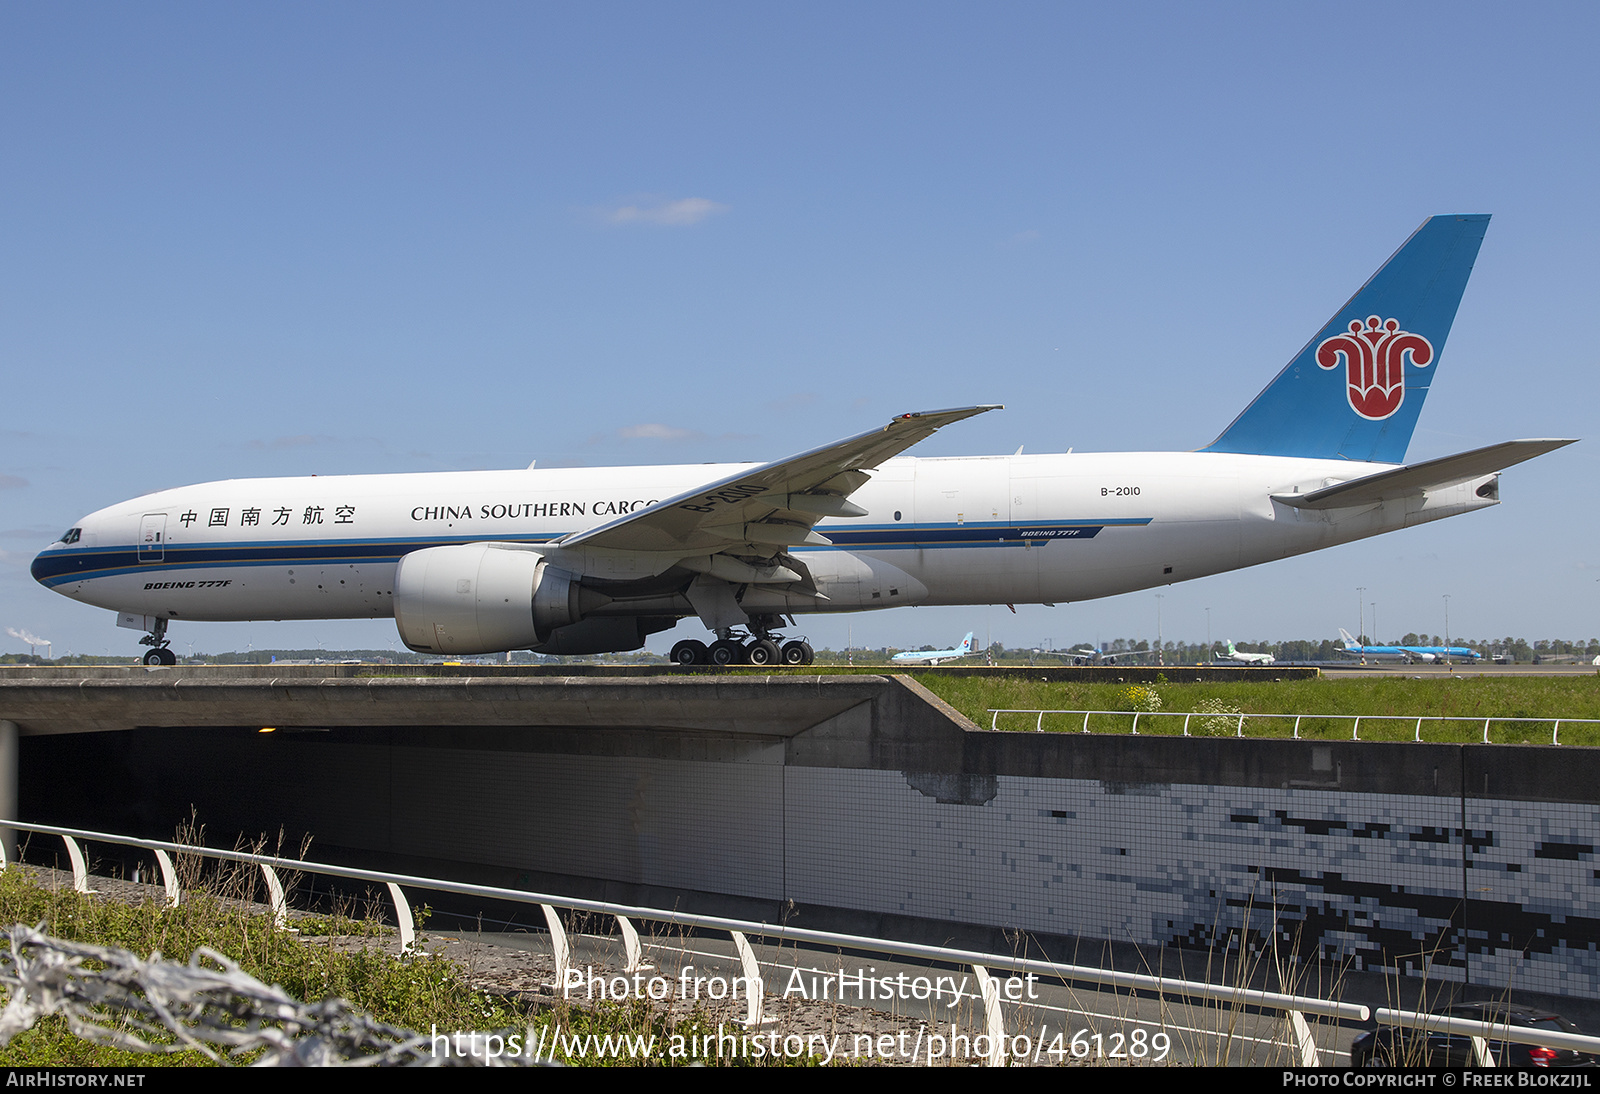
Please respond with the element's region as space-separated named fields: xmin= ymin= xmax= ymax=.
xmin=59 ymin=528 xmax=81 ymax=545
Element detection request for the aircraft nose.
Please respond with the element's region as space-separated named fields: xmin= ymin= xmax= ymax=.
xmin=30 ymin=545 xmax=56 ymax=587
xmin=31 ymin=525 xmax=83 ymax=588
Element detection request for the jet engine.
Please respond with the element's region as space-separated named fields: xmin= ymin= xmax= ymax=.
xmin=393 ymin=542 xmax=585 ymax=654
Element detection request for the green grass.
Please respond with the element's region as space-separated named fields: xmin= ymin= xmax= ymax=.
xmin=915 ymin=673 xmax=1600 ymax=745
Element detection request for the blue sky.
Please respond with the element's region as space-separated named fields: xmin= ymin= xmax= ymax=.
xmin=3 ymin=2 xmax=1597 ymax=657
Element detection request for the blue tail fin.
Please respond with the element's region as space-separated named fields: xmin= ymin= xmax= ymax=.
xmin=1204 ymin=214 xmax=1489 ymax=464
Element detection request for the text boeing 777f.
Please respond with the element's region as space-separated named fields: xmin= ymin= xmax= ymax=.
xmin=33 ymin=215 xmax=1575 ymax=666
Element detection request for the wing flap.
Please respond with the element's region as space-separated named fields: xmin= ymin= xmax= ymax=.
xmin=1274 ymin=439 xmax=1576 ymax=510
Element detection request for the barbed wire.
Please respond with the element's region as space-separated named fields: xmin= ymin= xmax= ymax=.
xmin=0 ymin=923 xmax=538 ymax=1066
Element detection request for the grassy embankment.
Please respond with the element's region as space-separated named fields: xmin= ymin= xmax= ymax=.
xmin=909 ymin=672 xmax=1600 ymax=745
xmin=0 ymin=867 xmax=763 ymax=1067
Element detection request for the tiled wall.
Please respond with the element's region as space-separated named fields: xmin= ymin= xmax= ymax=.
xmin=784 ymin=767 xmax=1600 ymax=998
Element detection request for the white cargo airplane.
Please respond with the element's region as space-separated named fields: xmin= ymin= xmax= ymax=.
xmin=892 ymin=632 xmax=977 ymax=666
xmin=33 ymin=215 xmax=1575 ymax=667
xmin=1222 ymin=641 xmax=1274 ymax=665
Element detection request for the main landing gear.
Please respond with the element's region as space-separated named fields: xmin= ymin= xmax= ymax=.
xmin=139 ymin=618 xmax=177 ymax=666
xmin=671 ymin=629 xmax=815 ymax=667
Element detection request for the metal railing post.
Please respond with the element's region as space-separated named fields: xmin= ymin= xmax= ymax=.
xmin=62 ymin=835 xmax=94 ymax=894
xmin=971 ymin=964 xmax=1007 ymax=1067
xmin=153 ymin=849 xmax=180 ymax=908
xmin=386 ymin=882 xmax=416 ymax=954
xmin=1286 ymin=1010 xmax=1320 ymax=1067
xmin=259 ymin=864 xmax=288 ymax=929
xmin=617 ymin=915 xmax=651 ymax=973
xmin=542 ymin=904 xmax=570 ymax=992
xmin=730 ymin=930 xmax=770 ymax=1028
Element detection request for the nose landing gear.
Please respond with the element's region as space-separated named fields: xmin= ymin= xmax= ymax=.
xmin=138 ymin=618 xmax=177 ymax=666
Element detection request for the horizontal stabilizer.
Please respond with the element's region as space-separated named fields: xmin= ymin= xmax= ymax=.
xmin=1275 ymin=439 xmax=1576 ymax=510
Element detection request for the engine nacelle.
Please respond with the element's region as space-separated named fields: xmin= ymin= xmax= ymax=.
xmin=393 ymin=543 xmax=581 ymax=654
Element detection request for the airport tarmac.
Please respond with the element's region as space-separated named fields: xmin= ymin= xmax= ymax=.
xmin=1320 ymin=662 xmax=1599 ymax=677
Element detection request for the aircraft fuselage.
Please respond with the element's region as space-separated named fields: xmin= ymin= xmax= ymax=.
xmin=33 ymin=450 xmax=1500 ymax=627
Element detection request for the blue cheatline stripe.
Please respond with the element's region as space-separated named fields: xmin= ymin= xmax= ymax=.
xmin=29 ymin=532 xmax=570 ymax=587
xmin=823 ymin=519 xmax=1148 ymax=548
xmin=32 ymin=518 xmax=1152 ymax=586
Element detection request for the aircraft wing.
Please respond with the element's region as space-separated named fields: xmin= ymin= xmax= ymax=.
xmin=1274 ymin=439 xmax=1577 ymax=511
xmin=558 ymin=406 xmax=1002 ymax=553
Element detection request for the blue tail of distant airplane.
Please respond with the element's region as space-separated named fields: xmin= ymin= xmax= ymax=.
xmin=1204 ymin=214 xmax=1489 ymax=464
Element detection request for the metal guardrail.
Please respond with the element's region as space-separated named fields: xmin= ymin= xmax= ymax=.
xmin=987 ymin=708 xmax=1600 ymax=744
xmin=5 ymin=820 xmax=1371 ymax=1066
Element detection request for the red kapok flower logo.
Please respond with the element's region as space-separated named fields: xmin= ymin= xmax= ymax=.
xmin=1316 ymin=316 xmax=1433 ymax=420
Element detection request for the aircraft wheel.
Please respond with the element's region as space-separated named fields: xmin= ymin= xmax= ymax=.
xmin=746 ymin=639 xmax=780 ymax=666
xmin=708 ymin=640 xmax=742 ymax=667
xmin=780 ymin=640 xmax=811 ymax=666
xmin=143 ymin=649 xmax=165 ymax=666
xmin=670 ymin=640 xmax=707 ymax=666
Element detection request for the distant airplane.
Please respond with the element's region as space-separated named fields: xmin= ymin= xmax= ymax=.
xmin=893 ymin=632 xmax=976 ymax=665
xmin=1223 ymin=640 xmax=1275 ymax=665
xmin=32 ymin=215 xmax=1575 ymax=667
xmin=1337 ymin=628 xmax=1481 ymax=664
xmin=1070 ymin=647 xmax=1145 ymax=666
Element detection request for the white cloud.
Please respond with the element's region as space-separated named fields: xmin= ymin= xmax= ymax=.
xmin=246 ymin=434 xmax=335 ymax=451
xmin=606 ymin=197 xmax=728 ymax=227
xmin=618 ymin=423 xmax=700 ymax=441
